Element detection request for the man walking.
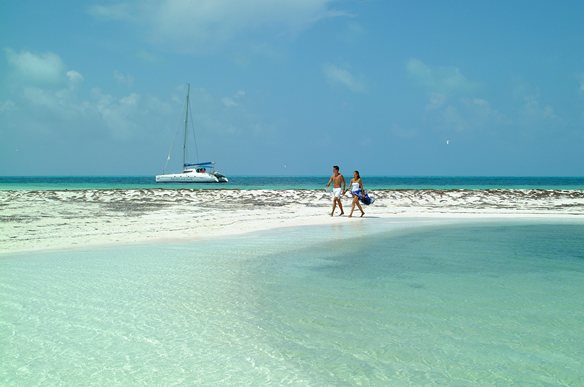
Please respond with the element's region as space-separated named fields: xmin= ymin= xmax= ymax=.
xmin=326 ymin=165 xmax=346 ymax=216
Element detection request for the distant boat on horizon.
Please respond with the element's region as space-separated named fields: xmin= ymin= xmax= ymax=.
xmin=156 ymin=84 xmax=228 ymax=184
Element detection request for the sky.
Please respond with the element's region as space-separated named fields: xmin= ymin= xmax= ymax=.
xmin=1 ymin=0 xmax=584 ymax=176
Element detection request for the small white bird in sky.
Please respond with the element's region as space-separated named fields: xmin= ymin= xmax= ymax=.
xmin=446 ymin=139 xmax=450 ymax=145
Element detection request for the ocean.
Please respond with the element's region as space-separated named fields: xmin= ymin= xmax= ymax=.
xmin=1 ymin=220 xmax=583 ymax=384
xmin=1 ymin=175 xmax=584 ymax=191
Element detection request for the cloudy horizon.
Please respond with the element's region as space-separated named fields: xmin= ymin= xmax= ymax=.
xmin=1 ymin=1 xmax=583 ymax=176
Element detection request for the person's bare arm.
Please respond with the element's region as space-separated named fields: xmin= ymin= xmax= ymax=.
xmin=343 ymin=178 xmax=351 ymax=194
xmin=326 ymin=176 xmax=333 ymax=187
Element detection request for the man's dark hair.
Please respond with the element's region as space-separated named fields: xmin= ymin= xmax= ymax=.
xmin=333 ymin=165 xmax=339 ymax=171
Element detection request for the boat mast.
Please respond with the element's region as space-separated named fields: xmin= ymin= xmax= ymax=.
xmin=183 ymin=83 xmax=190 ymax=168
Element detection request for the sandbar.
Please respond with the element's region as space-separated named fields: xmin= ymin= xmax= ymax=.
xmin=1 ymin=188 xmax=583 ymax=254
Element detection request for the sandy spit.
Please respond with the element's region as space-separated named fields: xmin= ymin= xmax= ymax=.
xmin=1 ymin=189 xmax=583 ymax=254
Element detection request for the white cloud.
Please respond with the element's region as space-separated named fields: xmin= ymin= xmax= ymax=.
xmin=5 ymin=49 xmax=85 ymax=90
xmin=463 ymin=98 xmax=497 ymax=119
xmin=406 ymin=58 xmax=476 ymax=94
xmin=88 ymin=0 xmax=345 ymax=52
xmin=20 ymin=86 xmax=84 ymax=122
xmin=323 ymin=64 xmax=365 ymax=92
xmin=222 ymin=97 xmax=238 ymax=108
xmin=421 ymin=95 xmax=507 ymax=135
xmin=113 ymin=70 xmax=134 ymax=86
xmin=406 ymin=59 xmax=509 ymax=134
xmin=185 ymin=87 xmax=270 ymax=138
xmin=92 ymin=90 xmax=144 ymax=140
xmin=522 ymin=94 xmax=557 ymax=121
xmin=87 ymin=3 xmax=133 ymax=21
xmin=0 ymin=100 xmax=17 ymax=114
xmin=67 ymin=70 xmax=84 ymax=83
xmin=5 ymin=49 xmax=66 ymax=84
xmin=511 ymin=80 xmax=558 ymax=124
xmin=14 ymin=84 xmax=172 ymax=142
xmin=426 ymin=93 xmax=447 ymax=111
xmin=221 ymin=90 xmax=246 ymax=108
xmin=4 ymin=75 xmax=264 ymax=145
xmin=442 ymin=105 xmax=466 ymax=132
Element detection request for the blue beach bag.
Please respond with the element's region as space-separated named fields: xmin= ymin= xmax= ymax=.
xmin=359 ymin=191 xmax=375 ymax=205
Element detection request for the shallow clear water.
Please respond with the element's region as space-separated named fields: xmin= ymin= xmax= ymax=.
xmin=1 ymin=220 xmax=584 ymax=385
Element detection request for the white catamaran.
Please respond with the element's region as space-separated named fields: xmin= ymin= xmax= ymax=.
xmin=156 ymin=84 xmax=228 ymax=183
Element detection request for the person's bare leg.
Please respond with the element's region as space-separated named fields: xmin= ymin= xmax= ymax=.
xmin=348 ymin=197 xmax=357 ymax=217
xmin=330 ymin=199 xmax=337 ymax=216
xmin=356 ymin=201 xmax=365 ymax=217
xmin=338 ymin=199 xmax=344 ymax=216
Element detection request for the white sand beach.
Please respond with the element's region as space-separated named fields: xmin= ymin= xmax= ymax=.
xmin=1 ymin=189 xmax=583 ymax=254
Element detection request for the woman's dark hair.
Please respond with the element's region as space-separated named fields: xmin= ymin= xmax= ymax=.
xmin=354 ymin=170 xmax=360 ymax=178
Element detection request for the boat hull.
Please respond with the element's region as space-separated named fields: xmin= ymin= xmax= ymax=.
xmin=156 ymin=172 xmax=228 ymax=183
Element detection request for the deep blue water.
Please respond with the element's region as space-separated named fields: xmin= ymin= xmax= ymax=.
xmin=1 ymin=175 xmax=584 ymax=191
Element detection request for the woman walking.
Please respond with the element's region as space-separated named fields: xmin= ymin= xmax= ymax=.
xmin=345 ymin=170 xmax=367 ymax=217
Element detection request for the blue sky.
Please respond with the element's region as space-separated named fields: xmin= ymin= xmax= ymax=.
xmin=1 ymin=0 xmax=583 ymax=176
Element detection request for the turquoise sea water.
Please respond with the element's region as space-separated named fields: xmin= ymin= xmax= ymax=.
xmin=1 ymin=176 xmax=584 ymax=190
xmin=1 ymin=220 xmax=583 ymax=385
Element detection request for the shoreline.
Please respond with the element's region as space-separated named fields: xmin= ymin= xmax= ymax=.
xmin=1 ymin=188 xmax=583 ymax=255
